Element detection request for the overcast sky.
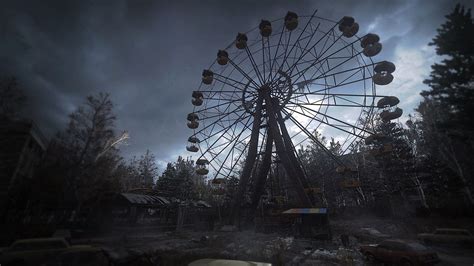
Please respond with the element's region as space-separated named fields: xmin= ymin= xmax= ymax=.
xmin=1 ymin=0 xmax=473 ymax=171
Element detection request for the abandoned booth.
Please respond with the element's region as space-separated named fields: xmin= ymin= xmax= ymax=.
xmin=101 ymin=193 xmax=213 ymax=230
xmin=281 ymin=208 xmax=331 ymax=240
xmin=105 ymin=193 xmax=173 ymax=226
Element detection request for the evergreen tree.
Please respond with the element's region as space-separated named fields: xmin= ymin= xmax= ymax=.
xmin=298 ymin=133 xmax=342 ymax=207
xmin=406 ymin=116 xmax=456 ymax=209
xmin=156 ymin=162 xmax=179 ymax=197
xmin=421 ymin=4 xmax=474 ymax=130
xmin=351 ymin=110 xmax=424 ymax=213
xmin=422 ymin=5 xmax=474 ymax=124
xmin=370 ymin=121 xmax=416 ymax=198
xmin=156 ymin=156 xmax=205 ymax=200
xmin=116 ymin=156 xmax=140 ymax=191
xmin=418 ymin=4 xmax=474 ymax=208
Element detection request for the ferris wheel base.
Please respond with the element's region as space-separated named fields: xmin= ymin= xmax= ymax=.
xmin=230 ymin=89 xmax=316 ymax=226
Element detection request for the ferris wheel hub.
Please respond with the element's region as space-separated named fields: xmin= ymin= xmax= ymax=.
xmin=242 ymin=71 xmax=293 ymax=115
xmin=258 ymin=84 xmax=271 ymax=94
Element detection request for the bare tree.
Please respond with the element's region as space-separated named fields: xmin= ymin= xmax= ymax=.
xmin=137 ymin=149 xmax=158 ymax=189
xmin=55 ymin=92 xmax=122 ymax=210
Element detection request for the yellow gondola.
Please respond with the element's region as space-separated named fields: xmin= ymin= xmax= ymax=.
xmin=377 ymin=96 xmax=399 ymax=108
xmin=284 ymin=11 xmax=298 ymax=31
xmin=380 ymin=107 xmax=403 ymax=122
xmin=235 ymin=33 xmax=248 ymax=49
xmin=217 ymin=50 xmax=229 ymax=65
xmin=361 ymin=33 xmax=382 ymax=57
xmin=202 ymin=69 xmax=213 ymax=85
xmin=338 ymin=16 xmax=359 ymax=38
xmin=259 ymin=20 xmax=272 ymax=37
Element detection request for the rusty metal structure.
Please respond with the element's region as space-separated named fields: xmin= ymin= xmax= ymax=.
xmin=186 ymin=11 xmax=401 ymax=219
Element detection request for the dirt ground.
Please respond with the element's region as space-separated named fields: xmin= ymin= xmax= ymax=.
xmin=74 ymin=216 xmax=474 ymax=265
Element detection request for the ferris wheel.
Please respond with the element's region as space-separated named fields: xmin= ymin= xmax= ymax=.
xmin=186 ymin=10 xmax=401 ymax=207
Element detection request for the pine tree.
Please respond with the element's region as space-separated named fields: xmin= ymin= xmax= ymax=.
xmin=155 ymin=156 xmax=204 ymax=200
xmin=421 ymin=4 xmax=474 ymax=131
xmin=371 ymin=121 xmax=415 ymax=198
xmin=418 ymin=4 xmax=474 ymax=208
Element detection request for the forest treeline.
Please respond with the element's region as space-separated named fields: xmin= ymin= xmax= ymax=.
xmin=298 ymin=4 xmax=473 ymax=213
xmin=1 ymin=4 xmax=473 ymax=217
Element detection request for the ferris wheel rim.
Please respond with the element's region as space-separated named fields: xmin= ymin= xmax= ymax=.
xmin=187 ymin=10 xmax=396 ymax=180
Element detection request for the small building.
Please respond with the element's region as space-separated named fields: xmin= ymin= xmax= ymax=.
xmin=104 ymin=192 xmax=172 ymax=226
xmin=99 ymin=192 xmax=213 ymax=231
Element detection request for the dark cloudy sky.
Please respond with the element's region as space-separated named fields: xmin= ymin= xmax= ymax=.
xmin=1 ymin=0 xmax=473 ymax=170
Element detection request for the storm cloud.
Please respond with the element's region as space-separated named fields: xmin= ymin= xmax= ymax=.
xmin=1 ymin=0 xmax=472 ymax=169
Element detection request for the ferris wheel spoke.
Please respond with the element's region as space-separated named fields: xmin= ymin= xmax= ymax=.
xmin=199 ymin=112 xmax=252 ymax=159
xmin=269 ymin=24 xmax=286 ymax=82
xmin=312 ymin=75 xmax=371 ymax=95
xmin=213 ymin=73 xmax=258 ymax=91
xmin=196 ymin=90 xmax=242 ymax=94
xmin=287 ymin=93 xmax=375 ymax=107
xmin=244 ymin=46 xmax=265 ymax=85
xmin=265 ymin=38 xmax=272 ymax=82
xmin=289 ymin=101 xmax=328 ymax=146
xmin=281 ymin=56 xmax=314 ymax=107
xmin=286 ymin=102 xmax=374 ymax=136
xmin=282 ymin=108 xmax=344 ymax=166
xmin=213 ymin=77 xmax=248 ymax=93
xmin=290 ymin=35 xmax=363 ymax=83
xmin=284 ymin=19 xmax=341 ymax=79
xmin=198 ymin=108 xmax=244 ymax=123
xmin=200 ymin=95 xmax=242 ymax=102
xmin=261 ymin=38 xmax=266 ymax=83
xmin=206 ymin=109 xmax=263 ymax=146
xmin=228 ymin=59 xmax=260 ymax=88
xmin=276 ymin=109 xmax=313 ymax=190
xmin=273 ymin=10 xmax=319 ymax=83
xmin=193 ymin=105 xmax=245 ymax=137
xmin=290 ymin=74 xmax=372 ymax=102
xmin=293 ymin=62 xmax=376 ymax=91
xmin=292 ymin=101 xmax=371 ymax=134
xmin=333 ymin=94 xmax=371 ymax=107
xmin=210 ymin=118 xmax=254 ymax=177
xmin=225 ymin=137 xmax=251 ymax=178
xmin=288 ymin=102 xmax=371 ymax=108
xmin=200 ymin=90 xmax=251 ymax=101
xmin=214 ymin=72 xmax=256 ymax=88
xmin=200 ymin=113 xmax=251 ymax=144
xmin=208 ymin=129 xmax=251 ymax=165
xmin=291 ymin=92 xmax=381 ymax=98
xmin=288 ymin=108 xmax=358 ymax=137
xmin=195 ymin=98 xmax=242 ymax=113
xmin=295 ymin=51 xmax=366 ymax=92
xmin=285 ymin=22 xmax=324 ymax=77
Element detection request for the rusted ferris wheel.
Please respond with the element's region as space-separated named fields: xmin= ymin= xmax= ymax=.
xmin=186 ymin=10 xmax=401 ymax=208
